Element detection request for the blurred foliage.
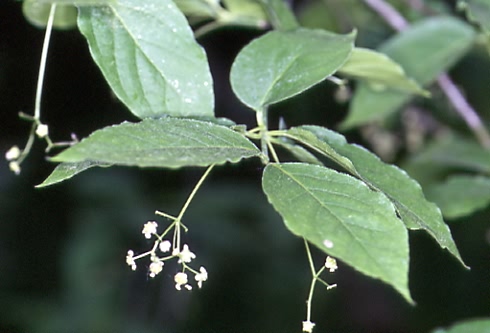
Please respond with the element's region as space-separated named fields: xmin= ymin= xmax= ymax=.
xmin=1 ymin=0 xmax=490 ymax=332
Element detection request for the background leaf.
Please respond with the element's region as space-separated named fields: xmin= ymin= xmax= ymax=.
xmin=77 ymin=0 xmax=214 ymax=119
xmin=287 ymin=126 xmax=466 ymax=266
xmin=223 ymin=0 xmax=267 ymax=23
xmin=338 ymin=47 xmax=427 ymax=95
xmin=173 ymin=0 xmax=216 ymax=18
xmin=51 ymin=118 xmax=260 ymax=168
xmin=426 ymin=175 xmax=490 ymax=219
xmin=459 ymin=0 xmax=490 ymax=32
xmin=432 ymin=318 xmax=490 ymax=333
xmin=37 ymin=161 xmax=111 ymax=188
xmin=411 ymin=136 xmax=490 ymax=174
xmin=23 ymin=1 xmax=78 ymax=29
xmin=230 ymin=28 xmax=355 ymax=111
xmin=262 ymin=163 xmax=412 ymax=302
xmin=341 ymin=16 xmax=476 ymax=129
xmin=256 ymin=0 xmax=298 ymax=30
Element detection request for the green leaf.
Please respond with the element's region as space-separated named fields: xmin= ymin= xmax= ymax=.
xmin=412 ymin=136 xmax=490 ymax=174
xmin=51 ymin=118 xmax=260 ymax=168
xmin=342 ymin=16 xmax=476 ymax=129
xmin=230 ymin=28 xmax=355 ymax=111
xmin=36 ymin=0 xmax=114 ymax=4
xmin=432 ymin=318 xmax=490 ymax=333
xmin=426 ymin=175 xmax=490 ymax=219
xmin=338 ymin=48 xmax=427 ymax=95
xmin=284 ymin=126 xmax=466 ymax=267
xmin=272 ymin=139 xmax=323 ymax=165
xmin=256 ymin=0 xmax=298 ymax=30
xmin=77 ymin=0 xmax=214 ymax=119
xmin=173 ymin=0 xmax=217 ymax=18
xmin=459 ymin=0 xmax=490 ymax=32
xmin=23 ymin=1 xmax=78 ymax=29
xmin=262 ymin=163 xmax=412 ymax=302
xmin=37 ymin=161 xmax=111 ymax=188
xmin=223 ymin=0 xmax=267 ymax=20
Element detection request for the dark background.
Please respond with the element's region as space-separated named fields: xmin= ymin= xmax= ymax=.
xmin=1 ymin=1 xmax=489 ymax=332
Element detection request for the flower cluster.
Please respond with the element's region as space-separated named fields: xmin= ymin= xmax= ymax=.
xmin=5 ymin=123 xmax=50 ymax=176
xmin=126 ymin=220 xmax=208 ymax=291
xmin=5 ymin=146 xmax=21 ymax=175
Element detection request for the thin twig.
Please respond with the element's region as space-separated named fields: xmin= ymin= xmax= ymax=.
xmin=362 ymin=0 xmax=490 ymax=148
xmin=362 ymin=0 xmax=408 ymax=30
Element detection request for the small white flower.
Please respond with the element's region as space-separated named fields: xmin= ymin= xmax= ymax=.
xmin=178 ymin=244 xmax=196 ymax=263
xmin=174 ymin=272 xmax=188 ymax=290
xmin=195 ymin=266 xmax=208 ymax=288
xmin=126 ymin=250 xmax=137 ymax=271
xmin=159 ymin=240 xmax=171 ymax=253
xmin=5 ymin=146 xmax=20 ymax=161
xmin=302 ymin=320 xmax=315 ymax=333
xmin=142 ymin=221 xmax=158 ymax=239
xmin=35 ymin=123 xmax=49 ymax=138
xmin=185 ymin=284 xmax=193 ymax=290
xmin=149 ymin=260 xmax=164 ymax=278
xmin=9 ymin=161 xmax=21 ymax=175
xmin=325 ymin=256 xmax=338 ymax=273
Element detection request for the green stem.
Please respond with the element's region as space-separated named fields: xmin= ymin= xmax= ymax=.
xmin=35 ymin=3 xmax=56 ymax=120
xmin=256 ymin=108 xmax=270 ymax=164
xmin=16 ymin=4 xmax=56 ymax=166
xmin=177 ymin=164 xmax=215 ymax=221
xmin=173 ymin=164 xmax=215 ymax=247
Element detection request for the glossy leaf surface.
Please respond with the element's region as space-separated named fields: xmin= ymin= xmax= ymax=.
xmin=51 ymin=118 xmax=260 ymax=168
xmin=78 ymin=0 xmax=214 ymax=119
xmin=263 ymin=163 xmax=411 ymax=302
xmin=230 ymin=28 xmax=355 ymax=111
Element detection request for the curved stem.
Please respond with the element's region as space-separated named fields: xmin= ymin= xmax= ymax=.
xmin=362 ymin=0 xmax=490 ymax=148
xmin=35 ymin=4 xmax=56 ymax=120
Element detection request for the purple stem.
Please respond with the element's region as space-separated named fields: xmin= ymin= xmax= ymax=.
xmin=362 ymin=0 xmax=490 ymax=148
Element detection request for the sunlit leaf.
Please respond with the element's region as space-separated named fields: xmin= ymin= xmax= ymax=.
xmin=51 ymin=118 xmax=260 ymax=168
xmin=283 ymin=126 xmax=466 ymax=267
xmin=342 ymin=17 xmax=476 ymax=129
xmin=78 ymin=0 xmax=214 ymax=119
xmin=230 ymin=28 xmax=355 ymax=111
xmin=262 ymin=162 xmax=412 ymax=302
xmin=37 ymin=161 xmax=110 ymax=188
xmin=426 ymin=175 xmax=490 ymax=219
xmin=338 ymin=48 xmax=427 ymax=95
